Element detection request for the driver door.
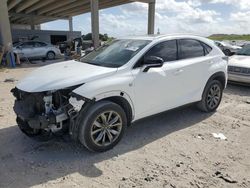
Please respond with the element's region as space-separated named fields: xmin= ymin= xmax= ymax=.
xmin=131 ymin=40 xmax=181 ymax=119
xmin=19 ymin=42 xmax=35 ymax=58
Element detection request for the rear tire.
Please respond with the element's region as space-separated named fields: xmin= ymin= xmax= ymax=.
xmin=78 ymin=101 xmax=127 ymax=152
xmin=197 ymin=80 xmax=223 ymax=112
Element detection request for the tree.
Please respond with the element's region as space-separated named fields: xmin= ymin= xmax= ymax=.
xmin=82 ymin=33 xmax=109 ymax=41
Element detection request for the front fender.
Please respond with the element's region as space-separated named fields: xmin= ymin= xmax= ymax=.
xmin=72 ymin=72 xmax=135 ymax=116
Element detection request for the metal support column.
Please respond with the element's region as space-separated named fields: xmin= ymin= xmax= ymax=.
xmin=148 ymin=1 xmax=155 ymax=35
xmin=69 ymin=17 xmax=73 ymax=32
xmin=0 ymin=0 xmax=13 ymax=49
xmin=90 ymin=0 xmax=99 ymax=48
xmin=68 ymin=17 xmax=74 ymax=39
xmin=30 ymin=18 xmax=35 ymax=30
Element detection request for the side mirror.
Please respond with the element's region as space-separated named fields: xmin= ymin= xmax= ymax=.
xmin=143 ymin=56 xmax=164 ymax=72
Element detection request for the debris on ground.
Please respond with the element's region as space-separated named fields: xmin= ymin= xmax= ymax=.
xmin=232 ymin=123 xmax=241 ymax=129
xmin=144 ymin=175 xmax=154 ymax=182
xmin=4 ymin=78 xmax=17 ymax=82
xmin=170 ymin=183 xmax=176 ymax=188
xmin=195 ymin=133 xmax=204 ymax=140
xmin=212 ymin=133 xmax=227 ymax=140
xmin=122 ymin=177 xmax=127 ymax=181
xmin=176 ymin=161 xmax=184 ymax=167
xmin=215 ymin=171 xmax=238 ymax=184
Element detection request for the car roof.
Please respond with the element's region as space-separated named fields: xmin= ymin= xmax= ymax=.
xmin=25 ymin=41 xmax=47 ymax=43
xmin=119 ymin=34 xmax=207 ymax=41
xmin=18 ymin=41 xmax=49 ymax=44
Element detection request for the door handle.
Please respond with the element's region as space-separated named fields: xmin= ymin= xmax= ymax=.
xmin=173 ymin=69 xmax=183 ymax=75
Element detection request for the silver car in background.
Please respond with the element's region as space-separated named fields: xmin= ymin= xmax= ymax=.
xmin=13 ymin=41 xmax=61 ymax=60
xmin=215 ymin=41 xmax=241 ymax=56
xmin=228 ymin=44 xmax=250 ymax=84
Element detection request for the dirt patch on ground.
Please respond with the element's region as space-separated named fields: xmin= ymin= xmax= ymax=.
xmin=0 ymin=63 xmax=250 ymax=188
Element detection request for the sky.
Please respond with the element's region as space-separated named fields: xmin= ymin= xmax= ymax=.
xmin=41 ymin=0 xmax=250 ymax=37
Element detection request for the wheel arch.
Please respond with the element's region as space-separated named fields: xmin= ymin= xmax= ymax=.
xmin=206 ymin=71 xmax=226 ymax=89
xmin=197 ymin=72 xmax=225 ymax=112
xmin=95 ymin=92 xmax=134 ymax=126
xmin=46 ymin=50 xmax=55 ymax=58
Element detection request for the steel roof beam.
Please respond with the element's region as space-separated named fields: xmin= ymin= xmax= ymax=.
xmin=55 ymin=0 xmax=128 ymax=17
xmin=45 ymin=0 xmax=89 ymax=16
xmin=25 ymin=0 xmax=56 ymax=14
xmin=37 ymin=0 xmax=78 ymax=15
xmin=8 ymin=0 xmax=22 ymax=11
xmin=15 ymin=0 xmax=39 ymax=13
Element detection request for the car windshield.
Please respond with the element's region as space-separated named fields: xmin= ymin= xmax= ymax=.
xmin=219 ymin=42 xmax=225 ymax=46
xmin=80 ymin=39 xmax=151 ymax=68
xmin=236 ymin=45 xmax=250 ymax=56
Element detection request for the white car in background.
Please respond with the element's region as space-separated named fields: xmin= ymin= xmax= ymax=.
xmin=13 ymin=41 xmax=61 ymax=60
xmin=215 ymin=41 xmax=242 ymax=56
xmin=12 ymin=34 xmax=227 ymax=152
xmin=228 ymin=44 xmax=250 ymax=84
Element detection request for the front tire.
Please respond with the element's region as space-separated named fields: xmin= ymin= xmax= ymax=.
xmin=17 ymin=117 xmax=41 ymax=137
xmin=16 ymin=117 xmax=52 ymax=141
xmin=46 ymin=51 xmax=55 ymax=60
xmin=197 ymin=80 xmax=223 ymax=112
xmin=78 ymin=101 xmax=127 ymax=152
xmin=223 ymin=49 xmax=231 ymax=56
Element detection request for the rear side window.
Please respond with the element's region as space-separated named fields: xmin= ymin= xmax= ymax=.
xmin=178 ymin=39 xmax=205 ymax=59
xmin=35 ymin=42 xmax=47 ymax=47
xmin=21 ymin=42 xmax=34 ymax=48
xmin=145 ymin=40 xmax=177 ymax=62
xmin=202 ymin=43 xmax=212 ymax=55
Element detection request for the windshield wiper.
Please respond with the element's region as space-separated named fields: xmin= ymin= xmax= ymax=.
xmin=80 ymin=59 xmax=118 ymax=68
xmin=80 ymin=59 xmax=100 ymax=66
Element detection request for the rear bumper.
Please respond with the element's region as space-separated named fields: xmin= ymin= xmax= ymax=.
xmin=55 ymin=53 xmax=63 ymax=58
xmin=228 ymin=73 xmax=250 ymax=84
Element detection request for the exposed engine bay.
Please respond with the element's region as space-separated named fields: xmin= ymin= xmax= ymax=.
xmin=11 ymin=86 xmax=86 ymax=138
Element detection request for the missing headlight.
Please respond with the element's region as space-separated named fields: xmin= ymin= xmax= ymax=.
xmin=69 ymin=96 xmax=85 ymax=112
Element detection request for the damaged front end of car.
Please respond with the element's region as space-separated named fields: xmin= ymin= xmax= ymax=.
xmin=11 ymin=86 xmax=89 ymax=139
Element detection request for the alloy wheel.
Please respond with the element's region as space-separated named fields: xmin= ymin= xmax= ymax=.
xmin=47 ymin=52 xmax=55 ymax=60
xmin=90 ymin=111 xmax=123 ymax=146
xmin=207 ymin=84 xmax=221 ymax=109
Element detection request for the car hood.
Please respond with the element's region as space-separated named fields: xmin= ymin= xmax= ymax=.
xmin=17 ymin=60 xmax=117 ymax=92
xmin=229 ymin=55 xmax=250 ymax=68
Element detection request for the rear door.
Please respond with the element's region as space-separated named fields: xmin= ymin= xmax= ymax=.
xmin=33 ymin=42 xmax=48 ymax=57
xmin=174 ymin=38 xmax=213 ymax=104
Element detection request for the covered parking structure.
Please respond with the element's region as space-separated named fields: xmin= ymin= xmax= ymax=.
xmin=0 ymin=0 xmax=156 ymax=49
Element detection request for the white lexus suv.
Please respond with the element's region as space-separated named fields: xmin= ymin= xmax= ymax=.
xmin=12 ymin=34 xmax=227 ymax=152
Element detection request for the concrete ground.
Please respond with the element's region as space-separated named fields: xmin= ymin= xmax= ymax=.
xmin=0 ymin=61 xmax=250 ymax=188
